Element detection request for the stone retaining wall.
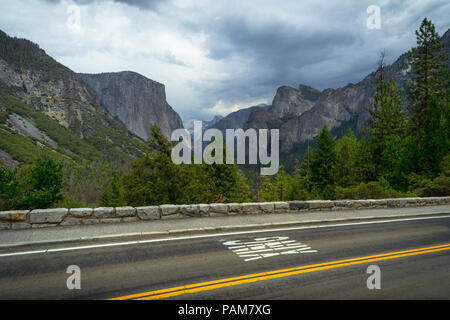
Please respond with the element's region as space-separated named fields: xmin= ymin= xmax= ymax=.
xmin=1 ymin=197 xmax=449 ymax=230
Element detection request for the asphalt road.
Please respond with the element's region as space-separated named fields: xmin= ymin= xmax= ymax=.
xmin=0 ymin=215 xmax=449 ymax=300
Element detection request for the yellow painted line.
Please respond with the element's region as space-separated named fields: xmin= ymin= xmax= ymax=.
xmin=136 ymin=246 xmax=450 ymax=300
xmin=108 ymin=243 xmax=450 ymax=300
xmin=110 ymin=243 xmax=450 ymax=300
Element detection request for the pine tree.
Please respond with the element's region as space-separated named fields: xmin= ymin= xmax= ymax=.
xmin=420 ymin=92 xmax=449 ymax=174
xmin=335 ymin=129 xmax=362 ymax=188
xmin=408 ymin=18 xmax=447 ymax=131
xmin=297 ymin=145 xmax=314 ymax=189
xmin=309 ymin=125 xmax=336 ymax=199
xmin=122 ymin=126 xmax=186 ymax=205
xmin=205 ymin=162 xmax=248 ymax=203
xmin=20 ymin=158 xmax=63 ymax=209
xmin=122 ymin=126 xmax=251 ymax=205
xmin=286 ymin=166 xmax=309 ymax=200
xmin=99 ymin=170 xmax=126 ymax=207
xmin=0 ymin=165 xmax=20 ymax=210
xmin=367 ymin=75 xmax=407 ymax=186
xmin=260 ymin=175 xmax=278 ymax=201
xmin=204 ymin=140 xmax=252 ymax=203
xmin=407 ymin=18 xmax=449 ymax=175
xmin=274 ymin=166 xmax=290 ymax=201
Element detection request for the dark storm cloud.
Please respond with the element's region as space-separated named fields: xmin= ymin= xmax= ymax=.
xmin=20 ymin=0 xmax=450 ymax=120
xmin=42 ymin=0 xmax=165 ymax=10
xmin=206 ymin=22 xmax=360 ymax=93
xmin=206 ymin=19 xmax=357 ymax=62
xmin=186 ymin=9 xmax=367 ymax=113
xmin=109 ymin=0 xmax=165 ymax=10
xmin=185 ymin=0 xmax=449 ymax=119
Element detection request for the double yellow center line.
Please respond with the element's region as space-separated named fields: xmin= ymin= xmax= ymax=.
xmin=108 ymin=243 xmax=450 ymax=300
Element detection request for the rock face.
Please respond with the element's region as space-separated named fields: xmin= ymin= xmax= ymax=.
xmin=77 ymin=71 xmax=183 ymax=139
xmin=279 ymin=78 xmax=377 ymax=151
xmin=244 ymin=107 xmax=278 ymax=130
xmin=209 ymin=104 xmax=270 ymax=133
xmin=247 ymin=76 xmax=376 ymax=152
xmin=0 ymin=29 xmax=141 ymax=163
xmin=270 ymin=85 xmax=320 ymax=118
xmin=206 ymin=115 xmax=224 ymax=127
xmin=184 ymin=115 xmax=223 ymax=134
xmin=242 ymin=27 xmax=450 ymax=153
xmin=0 ymin=48 xmax=102 ymax=138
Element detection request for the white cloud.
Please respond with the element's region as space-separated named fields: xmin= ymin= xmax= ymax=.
xmin=206 ymin=98 xmax=269 ymax=117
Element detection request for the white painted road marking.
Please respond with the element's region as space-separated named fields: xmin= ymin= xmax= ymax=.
xmin=223 ymin=236 xmax=318 ymax=261
xmin=0 ymin=215 xmax=449 ymax=258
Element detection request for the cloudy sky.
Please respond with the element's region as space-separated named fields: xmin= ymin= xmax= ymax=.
xmin=0 ymin=0 xmax=449 ymax=121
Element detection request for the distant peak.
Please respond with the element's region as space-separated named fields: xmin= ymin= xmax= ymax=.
xmin=298 ymin=84 xmax=320 ymax=92
xmin=297 ymin=84 xmax=322 ymax=102
xmin=77 ymin=70 xmax=165 ymax=87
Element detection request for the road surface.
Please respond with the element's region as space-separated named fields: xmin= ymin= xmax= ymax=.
xmin=0 ymin=214 xmax=449 ymax=299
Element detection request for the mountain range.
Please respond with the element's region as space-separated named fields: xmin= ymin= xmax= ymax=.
xmin=0 ymin=27 xmax=449 ymax=170
xmin=77 ymin=71 xmax=183 ymax=140
xmin=204 ymin=27 xmax=450 ymax=163
xmin=0 ymin=29 xmax=183 ymax=168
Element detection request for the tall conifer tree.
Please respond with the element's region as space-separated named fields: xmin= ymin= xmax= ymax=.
xmin=309 ymin=125 xmax=336 ymax=199
xmin=407 ymin=18 xmax=449 ymax=175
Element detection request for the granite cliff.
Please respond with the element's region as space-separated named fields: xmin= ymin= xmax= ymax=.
xmin=78 ymin=71 xmax=183 ymax=139
xmin=242 ymin=28 xmax=450 ymax=154
xmin=0 ymin=29 xmax=145 ymax=167
xmin=0 ymin=29 xmax=183 ymax=169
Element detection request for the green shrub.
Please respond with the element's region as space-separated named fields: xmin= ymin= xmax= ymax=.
xmin=0 ymin=166 xmax=20 ymax=210
xmin=335 ymin=181 xmax=414 ymax=200
xmin=0 ymin=158 xmax=64 ymax=210
xmin=412 ymin=175 xmax=450 ymax=197
xmin=0 ymin=111 xmax=7 ymax=124
xmin=18 ymin=158 xmax=63 ymax=209
xmin=51 ymin=196 xmax=85 ymax=209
